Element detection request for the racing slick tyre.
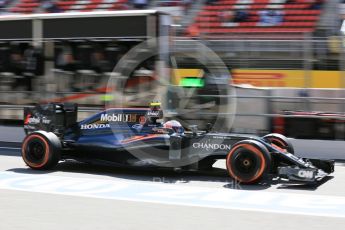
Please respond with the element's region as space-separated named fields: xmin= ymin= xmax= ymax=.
xmin=22 ymin=131 xmax=61 ymax=170
xmin=226 ymin=140 xmax=271 ymax=184
xmin=263 ymin=133 xmax=294 ymax=154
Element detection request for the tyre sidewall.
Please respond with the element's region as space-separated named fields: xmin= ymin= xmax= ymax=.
xmin=226 ymin=140 xmax=271 ymax=184
xmin=22 ymin=131 xmax=61 ymax=170
xmin=263 ymin=133 xmax=294 ymax=154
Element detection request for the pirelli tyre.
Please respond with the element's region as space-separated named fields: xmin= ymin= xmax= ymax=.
xmin=226 ymin=140 xmax=271 ymax=184
xmin=21 ymin=131 xmax=61 ymax=170
xmin=263 ymin=133 xmax=294 ymax=154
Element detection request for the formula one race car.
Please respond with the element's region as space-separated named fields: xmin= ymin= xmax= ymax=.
xmin=21 ymin=102 xmax=334 ymax=184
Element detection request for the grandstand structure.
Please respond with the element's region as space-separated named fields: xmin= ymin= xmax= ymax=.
xmin=191 ymin=0 xmax=323 ymax=37
xmin=10 ymin=0 xmax=40 ymax=14
xmin=10 ymin=0 xmax=128 ymax=14
xmin=0 ymin=10 xmax=170 ymax=105
xmin=2 ymin=0 xmax=338 ymax=37
xmin=0 ymin=0 xmax=344 ymax=134
xmin=0 ymin=1 xmax=343 ymax=82
xmin=0 ymin=1 xmax=341 ymax=69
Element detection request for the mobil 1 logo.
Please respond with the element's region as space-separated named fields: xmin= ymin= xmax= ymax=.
xmin=101 ymin=114 xmax=132 ymax=122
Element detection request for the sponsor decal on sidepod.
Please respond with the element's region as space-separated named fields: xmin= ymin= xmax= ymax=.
xmin=81 ymin=123 xmax=111 ymax=130
xmin=81 ymin=114 xmax=138 ymax=129
xmin=192 ymin=142 xmax=231 ymax=151
xmin=100 ymin=114 xmax=131 ymax=122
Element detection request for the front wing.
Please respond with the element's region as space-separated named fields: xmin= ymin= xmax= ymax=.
xmin=278 ymin=161 xmax=334 ymax=183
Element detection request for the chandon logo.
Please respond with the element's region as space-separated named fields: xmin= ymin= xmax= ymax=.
xmin=192 ymin=142 xmax=231 ymax=151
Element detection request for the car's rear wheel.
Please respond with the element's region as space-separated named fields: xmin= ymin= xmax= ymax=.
xmin=263 ymin=133 xmax=294 ymax=154
xmin=226 ymin=140 xmax=271 ymax=184
xmin=22 ymin=131 xmax=61 ymax=170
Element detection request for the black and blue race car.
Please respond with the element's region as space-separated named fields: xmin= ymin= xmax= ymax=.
xmin=21 ymin=102 xmax=334 ymax=184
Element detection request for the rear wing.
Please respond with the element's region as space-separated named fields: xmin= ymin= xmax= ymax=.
xmin=24 ymin=103 xmax=78 ymax=136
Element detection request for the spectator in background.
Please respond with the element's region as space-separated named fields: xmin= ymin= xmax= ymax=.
xmin=88 ymin=49 xmax=108 ymax=89
xmin=62 ymin=52 xmax=77 ymax=72
xmin=187 ymin=24 xmax=200 ymax=38
xmin=61 ymin=50 xmax=80 ymax=91
xmin=183 ymin=0 xmax=192 ymax=14
xmin=309 ymin=0 xmax=323 ymax=10
xmin=132 ymin=0 xmax=148 ymax=9
xmin=9 ymin=50 xmax=26 ymax=90
xmin=219 ymin=10 xmax=234 ymax=23
xmin=42 ymin=0 xmax=63 ymax=13
xmin=22 ymin=46 xmax=44 ymax=92
xmin=10 ymin=51 xmax=23 ymax=77
xmin=10 ymin=45 xmax=43 ymax=91
xmin=0 ymin=0 xmax=5 ymax=14
xmin=0 ymin=46 xmax=10 ymax=72
xmin=91 ymin=49 xmax=110 ymax=74
xmin=259 ymin=9 xmax=283 ymax=26
xmin=159 ymin=0 xmax=180 ymax=7
xmin=285 ymin=0 xmax=296 ymax=3
xmin=1 ymin=0 xmax=21 ymax=14
xmin=206 ymin=0 xmax=218 ymax=5
xmin=233 ymin=10 xmax=249 ymax=22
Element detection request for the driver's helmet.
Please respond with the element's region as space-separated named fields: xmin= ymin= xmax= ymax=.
xmin=163 ymin=120 xmax=184 ymax=134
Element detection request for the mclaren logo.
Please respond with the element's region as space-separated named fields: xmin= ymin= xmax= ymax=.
xmin=24 ymin=114 xmax=40 ymax=125
xmin=192 ymin=142 xmax=231 ymax=151
xmin=24 ymin=114 xmax=51 ymax=125
xmin=27 ymin=117 xmax=40 ymax=124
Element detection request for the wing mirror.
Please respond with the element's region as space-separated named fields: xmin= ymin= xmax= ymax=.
xmin=188 ymin=125 xmax=198 ymax=136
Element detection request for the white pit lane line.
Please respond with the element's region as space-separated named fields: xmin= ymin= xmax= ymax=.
xmin=0 ymin=147 xmax=21 ymax=150
xmin=0 ymin=171 xmax=344 ymax=218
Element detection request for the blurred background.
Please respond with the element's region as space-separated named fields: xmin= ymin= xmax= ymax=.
xmin=0 ymin=0 xmax=345 ymax=140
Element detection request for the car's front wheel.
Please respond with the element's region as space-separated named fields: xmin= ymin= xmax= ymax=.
xmin=226 ymin=140 xmax=271 ymax=184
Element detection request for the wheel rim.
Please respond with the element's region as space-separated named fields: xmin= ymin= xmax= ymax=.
xmin=226 ymin=143 xmax=267 ymax=183
xmin=233 ymin=150 xmax=258 ymax=175
xmin=26 ymin=140 xmax=46 ymax=164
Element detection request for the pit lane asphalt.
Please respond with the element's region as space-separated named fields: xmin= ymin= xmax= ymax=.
xmin=0 ymin=125 xmax=345 ymax=229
